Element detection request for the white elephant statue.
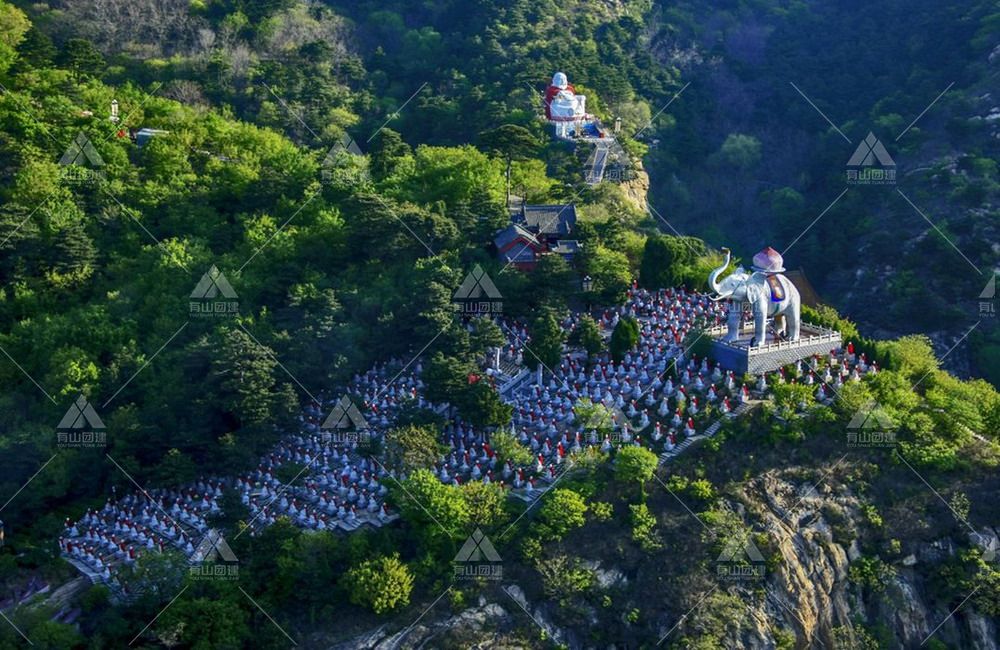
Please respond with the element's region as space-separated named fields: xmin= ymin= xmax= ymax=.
xmin=708 ymin=247 xmax=801 ymax=347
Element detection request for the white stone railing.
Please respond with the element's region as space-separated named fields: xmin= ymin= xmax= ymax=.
xmin=499 ymin=367 xmax=532 ymax=396
xmin=706 ymin=324 xmax=841 ymax=354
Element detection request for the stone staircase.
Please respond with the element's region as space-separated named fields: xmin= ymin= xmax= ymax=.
xmin=498 ymin=358 xmax=521 ymax=378
xmin=585 ymin=142 xmax=609 ymax=184
xmin=499 ymin=367 xmax=532 ymax=398
xmin=660 ymin=400 xmax=763 ymax=464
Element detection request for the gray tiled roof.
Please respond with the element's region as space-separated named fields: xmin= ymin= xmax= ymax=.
xmin=550 ymin=239 xmax=581 ymax=255
xmin=493 ymin=224 xmax=539 ymax=250
xmin=500 ymin=246 xmax=538 ymax=263
xmin=515 ymin=204 xmax=577 ymax=236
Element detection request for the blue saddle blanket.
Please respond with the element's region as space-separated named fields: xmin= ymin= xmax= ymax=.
xmin=766 ymin=274 xmax=786 ymax=302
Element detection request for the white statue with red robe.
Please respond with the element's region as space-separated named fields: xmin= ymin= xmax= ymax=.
xmin=544 ymin=72 xmax=587 ymax=138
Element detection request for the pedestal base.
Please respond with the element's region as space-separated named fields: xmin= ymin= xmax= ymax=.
xmin=708 ymin=323 xmax=842 ymax=376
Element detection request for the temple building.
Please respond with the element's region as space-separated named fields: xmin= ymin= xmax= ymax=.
xmin=493 ymin=203 xmax=580 ymax=270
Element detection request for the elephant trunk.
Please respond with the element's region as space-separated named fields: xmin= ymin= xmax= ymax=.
xmin=708 ymin=248 xmax=731 ymax=298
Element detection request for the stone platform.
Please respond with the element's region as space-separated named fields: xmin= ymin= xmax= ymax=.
xmin=707 ymin=323 xmax=842 ymax=376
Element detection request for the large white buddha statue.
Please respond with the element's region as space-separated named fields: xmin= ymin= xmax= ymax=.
xmin=545 ymin=72 xmax=587 ymax=137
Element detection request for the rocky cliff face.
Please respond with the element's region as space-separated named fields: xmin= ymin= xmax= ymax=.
xmin=711 ymin=471 xmax=998 ymax=650
xmin=324 ymin=466 xmax=997 ymax=649
xmin=620 ymin=168 xmax=650 ymax=213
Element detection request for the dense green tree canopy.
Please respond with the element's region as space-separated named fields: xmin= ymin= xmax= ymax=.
xmin=345 ymin=554 xmax=414 ymax=615
xmin=609 ymin=315 xmax=639 ymax=364
xmin=0 ymin=0 xmax=997 ymax=646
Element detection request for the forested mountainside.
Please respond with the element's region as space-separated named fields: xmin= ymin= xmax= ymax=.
xmin=641 ymin=0 xmax=1000 ymax=382
xmin=0 ymin=0 xmax=998 ymax=648
xmin=24 ymin=0 xmax=999 ymax=382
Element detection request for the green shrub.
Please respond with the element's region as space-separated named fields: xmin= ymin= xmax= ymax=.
xmin=848 ymin=556 xmax=894 ymax=593
xmin=591 ymin=501 xmax=614 ymax=522
xmin=536 ymin=555 xmax=595 ymax=602
xmin=537 ymin=489 xmax=588 ymax=540
xmin=629 ymin=503 xmax=662 ymax=551
xmin=344 ymin=554 xmax=414 ymax=614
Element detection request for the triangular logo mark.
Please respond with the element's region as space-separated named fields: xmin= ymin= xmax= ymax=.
xmin=191 ymin=265 xmax=238 ymax=299
xmin=321 ymin=134 xmax=369 ymax=185
xmin=717 ymin=535 xmax=765 ymax=563
xmin=57 ymin=395 xmax=105 ymax=429
xmin=455 ymin=528 xmax=502 ymax=562
xmin=980 ymin=274 xmax=996 ymax=300
xmin=847 ymin=132 xmax=895 ymax=167
xmin=59 ymin=133 xmax=105 ymax=168
xmin=191 ymin=529 xmax=238 ymax=563
xmin=454 ymin=265 xmax=502 ymax=300
xmin=847 ymin=400 xmax=894 ymax=431
xmin=610 ymin=406 xmax=644 ymax=432
xmin=322 ymin=396 xmax=368 ymax=430
xmin=580 ymin=403 xmax=615 ymax=430
xmin=577 ymin=402 xmax=643 ymax=433
xmin=324 ymin=133 xmax=364 ymax=164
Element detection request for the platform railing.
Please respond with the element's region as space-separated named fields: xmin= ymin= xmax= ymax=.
xmin=706 ymin=324 xmax=841 ymax=354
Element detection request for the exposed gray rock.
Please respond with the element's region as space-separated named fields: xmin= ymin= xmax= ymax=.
xmin=581 ymin=560 xmax=628 ymax=589
xmin=719 ymin=470 xmax=995 ymax=649
xmin=968 ymin=613 xmax=999 ymax=650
